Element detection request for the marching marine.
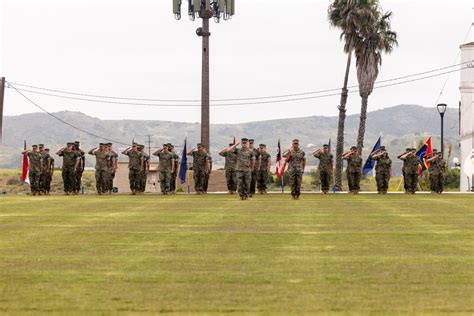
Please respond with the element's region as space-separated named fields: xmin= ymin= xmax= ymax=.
xmin=38 ymin=144 xmax=52 ymax=195
xmin=227 ymin=138 xmax=255 ymax=200
xmin=284 ymin=139 xmax=306 ymax=200
xmin=427 ymin=150 xmax=446 ymax=194
xmin=74 ymin=141 xmax=85 ymax=194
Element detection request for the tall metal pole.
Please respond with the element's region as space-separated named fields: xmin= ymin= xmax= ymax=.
xmin=0 ymin=77 xmax=5 ymax=144
xmin=440 ymin=112 xmax=444 ymax=157
xmin=198 ymin=10 xmax=212 ymax=151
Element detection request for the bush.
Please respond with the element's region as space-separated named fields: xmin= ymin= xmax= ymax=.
xmin=444 ymin=168 xmax=460 ymax=189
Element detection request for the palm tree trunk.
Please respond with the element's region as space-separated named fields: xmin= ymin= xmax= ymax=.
xmin=356 ymin=95 xmax=369 ymax=155
xmin=334 ymin=38 xmax=353 ymax=191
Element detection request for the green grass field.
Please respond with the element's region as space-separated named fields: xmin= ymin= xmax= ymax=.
xmin=0 ymin=194 xmax=473 ymax=314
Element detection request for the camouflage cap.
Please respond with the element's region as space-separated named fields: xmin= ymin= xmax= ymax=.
xmin=99 ymin=143 xmax=105 ymax=146
xmin=323 ymin=144 xmax=329 ymax=148
xmin=292 ymin=139 xmax=299 ymax=144
xmin=67 ymin=142 xmax=74 ymax=146
xmin=380 ymin=146 xmax=386 ymax=150
xmin=259 ymin=144 xmax=266 ymax=147
xmin=38 ymin=144 xmax=44 ymax=147
xmin=350 ymin=146 xmax=357 ymax=150
xmin=241 ymin=138 xmax=248 ymax=143
xmin=45 ymin=148 xmax=50 ymax=151
xmin=32 ymin=144 xmax=38 ymax=148
xmin=248 ymin=139 xmax=255 ymax=143
xmin=197 ymin=143 xmax=203 ymax=147
xmin=106 ymin=142 xmax=112 ymax=146
xmin=74 ymin=141 xmax=80 ymax=144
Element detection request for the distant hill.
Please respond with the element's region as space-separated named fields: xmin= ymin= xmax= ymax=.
xmin=1 ymin=104 xmax=459 ymax=174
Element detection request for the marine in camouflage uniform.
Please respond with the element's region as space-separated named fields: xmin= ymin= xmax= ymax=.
xmin=38 ymin=144 xmax=52 ymax=195
xmin=231 ymin=138 xmax=255 ymax=200
xmin=249 ymin=139 xmax=259 ymax=197
xmin=219 ymin=143 xmax=238 ymax=194
xmin=89 ymin=144 xmax=109 ymax=195
xmin=188 ymin=143 xmax=209 ymax=194
xmin=57 ymin=142 xmax=80 ymax=195
xmin=44 ymin=148 xmax=54 ymax=194
xmin=122 ymin=143 xmax=143 ymax=195
xmin=286 ymin=139 xmax=306 ymax=199
xmin=399 ymin=148 xmax=419 ymax=194
xmin=74 ymin=141 xmax=85 ymax=194
xmin=313 ymin=144 xmax=333 ymax=194
xmin=428 ymin=150 xmax=446 ymax=194
xmin=343 ymin=146 xmax=362 ymax=194
xmin=203 ymin=148 xmax=212 ymax=193
xmin=106 ymin=143 xmax=118 ymax=194
xmin=169 ymin=144 xmax=179 ymax=194
xmin=398 ymin=148 xmax=412 ymax=193
xmin=22 ymin=145 xmax=42 ymax=195
xmin=153 ymin=144 xmax=174 ymax=194
xmin=138 ymin=145 xmax=149 ymax=193
xmin=256 ymin=144 xmax=271 ymax=194
xmin=372 ymin=146 xmax=391 ymax=194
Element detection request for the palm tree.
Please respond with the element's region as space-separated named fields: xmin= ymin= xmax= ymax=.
xmin=328 ymin=0 xmax=379 ymax=190
xmin=355 ymin=11 xmax=398 ymax=155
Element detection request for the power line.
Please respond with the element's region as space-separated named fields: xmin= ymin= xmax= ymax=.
xmin=7 ymin=66 xmax=471 ymax=107
xmin=6 ymin=60 xmax=472 ymax=103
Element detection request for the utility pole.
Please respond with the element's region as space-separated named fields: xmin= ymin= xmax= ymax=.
xmin=173 ymin=0 xmax=235 ymax=151
xmin=0 ymin=77 xmax=5 ymax=144
xmin=146 ymin=135 xmax=152 ymax=157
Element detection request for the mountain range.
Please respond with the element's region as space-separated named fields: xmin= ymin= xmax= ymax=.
xmin=0 ymin=104 xmax=459 ymax=174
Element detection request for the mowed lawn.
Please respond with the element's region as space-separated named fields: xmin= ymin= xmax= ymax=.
xmin=0 ymin=194 xmax=473 ymax=315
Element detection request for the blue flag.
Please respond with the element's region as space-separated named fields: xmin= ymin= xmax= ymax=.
xmin=179 ymin=139 xmax=187 ymax=184
xmin=363 ymin=137 xmax=381 ymax=175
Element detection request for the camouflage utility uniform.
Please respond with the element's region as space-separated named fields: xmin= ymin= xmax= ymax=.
xmin=315 ymin=152 xmax=333 ymax=193
xmin=235 ymin=148 xmax=255 ymax=199
xmin=346 ymin=155 xmax=362 ymax=193
xmin=25 ymin=152 xmax=42 ymax=194
xmin=192 ymin=151 xmax=208 ymax=193
xmin=288 ymin=149 xmax=305 ymax=198
xmin=125 ymin=151 xmax=143 ymax=193
xmin=220 ymin=149 xmax=238 ymax=192
xmin=158 ymin=152 xmax=173 ymax=194
xmin=374 ymin=156 xmax=391 ymax=194
xmin=58 ymin=150 xmax=79 ymax=194
xmin=256 ymin=152 xmax=271 ymax=193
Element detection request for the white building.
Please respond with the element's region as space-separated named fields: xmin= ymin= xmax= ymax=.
xmin=460 ymin=42 xmax=474 ymax=192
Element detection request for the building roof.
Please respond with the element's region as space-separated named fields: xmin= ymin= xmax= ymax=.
xmin=460 ymin=42 xmax=474 ymax=48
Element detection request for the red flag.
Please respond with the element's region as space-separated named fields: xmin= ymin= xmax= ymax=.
xmin=276 ymin=139 xmax=286 ymax=177
xmin=417 ymin=136 xmax=432 ymax=175
xmin=22 ymin=140 xmax=30 ymax=184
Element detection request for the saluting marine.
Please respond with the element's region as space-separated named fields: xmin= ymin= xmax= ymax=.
xmin=427 ymin=149 xmax=446 ymax=194
xmin=371 ymin=146 xmax=392 ymax=194
xmin=342 ymin=146 xmax=362 ymax=194
xmin=138 ymin=144 xmax=149 ymax=193
xmin=187 ymin=143 xmax=209 ymax=194
xmin=153 ymin=144 xmax=175 ymax=195
xmin=312 ymin=144 xmax=333 ymax=194
xmin=21 ymin=144 xmax=42 ymax=196
xmin=57 ymin=142 xmax=81 ymax=195
xmin=74 ymin=141 xmax=85 ymax=194
xmin=105 ymin=143 xmax=118 ymax=194
xmin=122 ymin=143 xmax=144 ymax=195
xmin=44 ymin=148 xmax=54 ymax=194
xmin=219 ymin=143 xmax=238 ymax=194
xmin=398 ymin=148 xmax=419 ymax=194
xmin=249 ymin=139 xmax=259 ymax=197
xmin=89 ymin=143 xmax=109 ymax=195
xmin=169 ymin=144 xmax=179 ymax=194
xmin=227 ymin=138 xmax=255 ymax=200
xmin=38 ymin=144 xmax=52 ymax=195
xmin=202 ymin=145 xmax=212 ymax=194
xmin=284 ymin=139 xmax=306 ymax=200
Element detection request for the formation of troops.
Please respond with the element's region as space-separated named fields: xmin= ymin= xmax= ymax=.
xmin=21 ymin=139 xmax=448 ymax=198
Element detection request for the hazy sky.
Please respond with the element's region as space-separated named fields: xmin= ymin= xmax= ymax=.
xmin=1 ymin=0 xmax=473 ymax=124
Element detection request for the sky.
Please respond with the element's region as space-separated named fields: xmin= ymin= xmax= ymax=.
xmin=1 ymin=0 xmax=473 ymax=124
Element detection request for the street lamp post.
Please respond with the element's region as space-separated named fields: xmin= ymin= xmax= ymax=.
xmin=173 ymin=0 xmax=235 ymax=151
xmin=437 ymin=103 xmax=447 ymax=157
